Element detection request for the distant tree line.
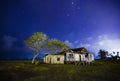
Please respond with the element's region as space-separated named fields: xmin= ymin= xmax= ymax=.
xmin=98 ymin=49 xmax=120 ymax=60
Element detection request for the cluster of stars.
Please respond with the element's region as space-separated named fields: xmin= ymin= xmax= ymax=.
xmin=66 ymin=1 xmax=81 ymax=17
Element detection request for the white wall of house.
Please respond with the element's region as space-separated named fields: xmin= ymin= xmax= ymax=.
xmin=74 ymin=53 xmax=79 ymax=61
xmin=85 ymin=53 xmax=94 ymax=62
xmin=44 ymin=55 xmax=64 ymax=64
xmin=66 ymin=52 xmax=74 ymax=61
xmin=74 ymin=53 xmax=86 ymax=61
xmin=44 ymin=55 xmax=51 ymax=63
xmin=80 ymin=54 xmax=86 ymax=61
xmin=65 ymin=52 xmax=94 ymax=62
xmin=51 ymin=55 xmax=64 ymax=64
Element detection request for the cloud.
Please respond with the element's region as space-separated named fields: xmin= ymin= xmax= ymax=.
xmin=64 ymin=39 xmax=92 ymax=49
xmin=83 ymin=34 xmax=120 ymax=56
xmin=1 ymin=35 xmax=33 ymax=56
xmin=87 ymin=37 xmax=93 ymax=40
xmin=64 ymin=39 xmax=91 ymax=49
xmin=97 ymin=34 xmax=120 ymax=52
xmin=80 ymin=43 xmax=91 ymax=48
xmin=2 ymin=35 xmax=18 ymax=50
xmin=74 ymin=40 xmax=79 ymax=44
xmin=64 ymin=40 xmax=74 ymax=48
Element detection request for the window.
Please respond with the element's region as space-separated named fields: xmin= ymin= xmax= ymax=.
xmin=68 ymin=54 xmax=73 ymax=59
xmin=57 ymin=58 xmax=60 ymax=61
xmin=85 ymin=54 xmax=88 ymax=58
xmin=117 ymin=52 xmax=119 ymax=56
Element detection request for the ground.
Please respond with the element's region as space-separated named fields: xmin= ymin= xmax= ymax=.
xmin=0 ymin=60 xmax=120 ymax=81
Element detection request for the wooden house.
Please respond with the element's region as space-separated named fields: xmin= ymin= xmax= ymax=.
xmin=64 ymin=47 xmax=94 ymax=64
xmin=44 ymin=47 xmax=94 ymax=64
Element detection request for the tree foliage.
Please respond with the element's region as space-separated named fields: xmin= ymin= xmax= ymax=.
xmin=44 ymin=39 xmax=70 ymax=54
xmin=98 ymin=49 xmax=108 ymax=59
xmin=24 ymin=32 xmax=48 ymax=64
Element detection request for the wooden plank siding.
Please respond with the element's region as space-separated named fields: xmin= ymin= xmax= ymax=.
xmin=44 ymin=54 xmax=64 ymax=64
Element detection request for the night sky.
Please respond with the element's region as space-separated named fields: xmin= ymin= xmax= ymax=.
xmin=1 ymin=0 xmax=120 ymax=59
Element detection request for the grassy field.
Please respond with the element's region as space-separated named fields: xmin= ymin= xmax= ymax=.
xmin=0 ymin=60 xmax=120 ymax=81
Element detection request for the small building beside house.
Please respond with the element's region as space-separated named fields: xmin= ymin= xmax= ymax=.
xmin=44 ymin=47 xmax=94 ymax=64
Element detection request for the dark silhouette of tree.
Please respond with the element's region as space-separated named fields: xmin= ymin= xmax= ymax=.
xmin=98 ymin=49 xmax=108 ymax=59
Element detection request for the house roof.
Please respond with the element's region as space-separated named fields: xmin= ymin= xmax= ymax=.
xmin=71 ymin=47 xmax=88 ymax=53
xmin=59 ymin=47 xmax=89 ymax=54
xmin=44 ymin=47 xmax=89 ymax=57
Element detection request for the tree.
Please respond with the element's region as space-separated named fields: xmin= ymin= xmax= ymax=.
xmin=24 ymin=32 xmax=48 ymax=64
xmin=44 ymin=39 xmax=70 ymax=54
xmin=98 ymin=49 xmax=108 ymax=59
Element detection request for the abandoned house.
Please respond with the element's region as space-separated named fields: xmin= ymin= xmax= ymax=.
xmin=44 ymin=47 xmax=94 ymax=64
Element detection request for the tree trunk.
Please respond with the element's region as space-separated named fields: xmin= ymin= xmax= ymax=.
xmin=32 ymin=53 xmax=39 ymax=64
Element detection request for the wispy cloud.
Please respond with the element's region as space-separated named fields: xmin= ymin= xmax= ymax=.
xmin=64 ymin=40 xmax=74 ymax=48
xmin=2 ymin=35 xmax=18 ymax=50
xmin=80 ymin=43 xmax=91 ymax=48
xmin=74 ymin=40 xmax=79 ymax=44
xmin=84 ymin=34 xmax=120 ymax=54
xmin=2 ymin=35 xmax=27 ymax=51
xmin=64 ymin=39 xmax=91 ymax=49
xmin=97 ymin=34 xmax=120 ymax=52
xmin=87 ymin=37 xmax=93 ymax=40
xmin=0 ymin=35 xmax=34 ymax=59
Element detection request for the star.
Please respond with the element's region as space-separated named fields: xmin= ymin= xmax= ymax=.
xmin=67 ymin=14 xmax=70 ymax=16
xmin=72 ymin=2 xmax=74 ymax=5
xmin=77 ymin=7 xmax=80 ymax=10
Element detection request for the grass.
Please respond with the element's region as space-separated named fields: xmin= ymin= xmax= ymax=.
xmin=0 ymin=60 xmax=120 ymax=81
